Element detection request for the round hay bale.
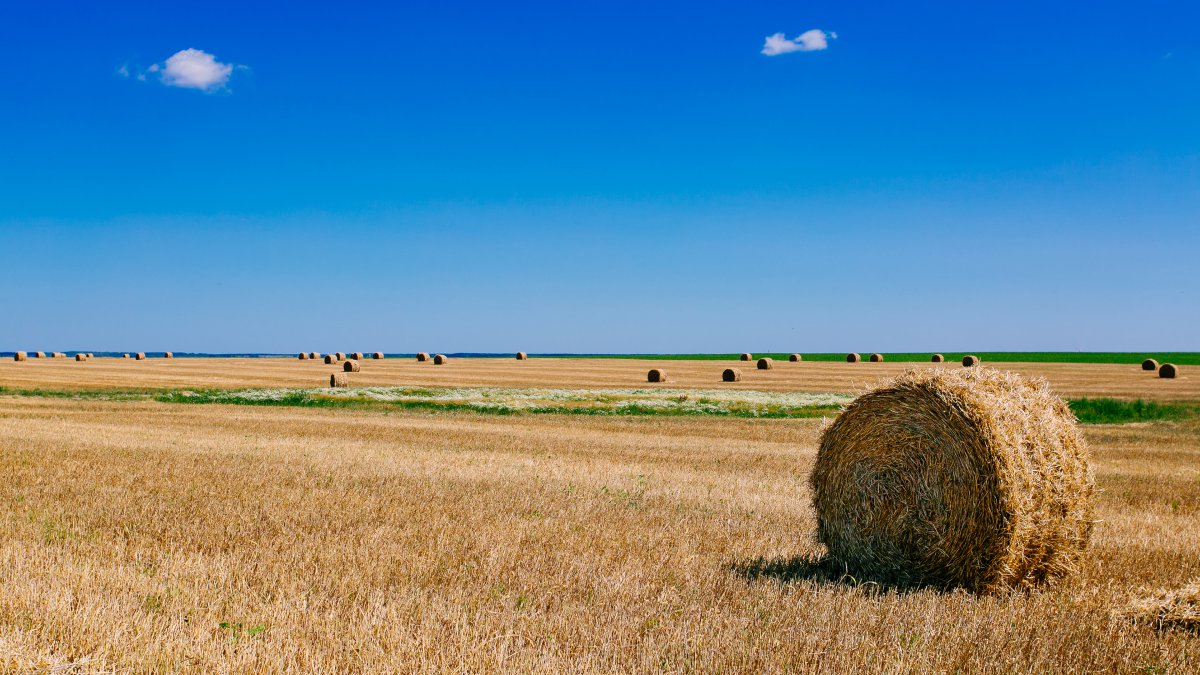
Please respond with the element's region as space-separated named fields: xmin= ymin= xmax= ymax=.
xmin=34 ymin=352 xmax=45 ymax=359
xmin=135 ymin=353 xmax=145 ymax=360
xmin=757 ymin=357 xmax=773 ymax=370
xmin=122 ymin=353 xmax=129 ymax=359
xmin=722 ymin=368 xmax=741 ymax=382
xmin=335 ymin=352 xmax=345 ymax=361
xmin=416 ymin=352 xmax=429 ymax=362
xmin=351 ymin=352 xmax=363 ymax=361
xmin=870 ymin=353 xmax=884 ymax=363
xmin=1142 ymin=358 xmax=1159 ymax=371
xmin=433 ymin=354 xmax=447 ymax=365
xmin=310 ymin=352 xmax=320 ymax=360
xmin=740 ymin=353 xmax=753 ymax=361
xmin=846 ymin=353 xmax=861 ymax=363
xmin=789 ymin=354 xmax=802 ymax=362
xmin=931 ymin=354 xmax=945 ymax=363
xmin=811 ymin=368 xmax=1094 ymax=593
xmin=962 ymin=355 xmax=981 ymax=367
xmin=330 ymin=372 xmax=349 ymax=388
xmin=516 ymin=352 xmax=528 ymax=360
xmin=1159 ymin=363 xmax=1178 ymax=379
xmin=87 ymin=353 xmax=94 ymax=359
xmin=164 ymin=352 xmax=173 ymax=359
xmin=324 ymin=354 xmax=336 ymax=364
xmin=14 ymin=351 xmax=27 ymax=362
xmin=373 ymin=352 xmax=384 ymax=360
xmin=647 ymin=368 xmax=667 ymax=383
xmin=75 ymin=353 xmax=86 ymax=362
xmin=343 ymin=360 xmax=361 ymax=372
xmin=298 ymin=353 xmax=309 ymax=360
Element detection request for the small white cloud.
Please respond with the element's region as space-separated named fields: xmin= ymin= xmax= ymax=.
xmin=116 ymin=64 xmax=130 ymax=78
xmin=762 ymin=29 xmax=834 ymax=56
xmin=157 ymin=48 xmax=236 ymax=92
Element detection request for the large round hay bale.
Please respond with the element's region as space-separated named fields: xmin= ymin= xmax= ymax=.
xmin=740 ymin=353 xmax=753 ymax=361
xmin=330 ymin=372 xmax=349 ymax=388
xmin=433 ymin=354 xmax=447 ymax=365
xmin=931 ymin=354 xmax=945 ymax=363
xmin=1142 ymin=358 xmax=1159 ymax=371
xmin=722 ymin=368 xmax=741 ymax=382
xmin=1159 ymin=363 xmax=1178 ymax=379
xmin=343 ymin=359 xmax=361 ymax=372
xmin=516 ymin=352 xmax=528 ymax=360
xmin=310 ymin=352 xmax=320 ymax=360
xmin=811 ymin=368 xmax=1094 ymax=593
xmin=789 ymin=354 xmax=802 ymax=362
xmin=335 ymin=352 xmax=345 ymax=361
xmin=647 ymin=368 xmax=667 ymax=383
xmin=324 ymin=354 xmax=336 ymax=364
xmin=350 ymin=352 xmax=363 ymax=361
xmin=373 ymin=352 xmax=384 ymax=360
xmin=757 ymin=357 xmax=773 ymax=370
xmin=870 ymin=353 xmax=884 ymax=363
xmin=14 ymin=352 xmax=27 ymax=362
xmin=75 ymin=353 xmax=86 ymax=362
xmin=135 ymin=352 xmax=146 ymax=360
xmin=962 ymin=355 xmax=981 ymax=367
xmin=416 ymin=352 xmax=429 ymax=362
xmin=298 ymin=352 xmax=309 ymax=360
xmin=846 ymin=353 xmax=861 ymax=363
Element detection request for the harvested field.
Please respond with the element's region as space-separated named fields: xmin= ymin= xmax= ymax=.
xmin=0 ymin=395 xmax=1197 ymax=671
xmin=1 ymin=357 xmax=1197 ymax=401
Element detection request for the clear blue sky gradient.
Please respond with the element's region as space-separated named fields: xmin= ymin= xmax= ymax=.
xmin=2 ymin=1 xmax=1197 ymax=353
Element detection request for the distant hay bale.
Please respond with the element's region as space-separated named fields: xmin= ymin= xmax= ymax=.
xmin=122 ymin=353 xmax=129 ymax=359
xmin=870 ymin=353 xmax=884 ymax=363
xmin=757 ymin=357 xmax=773 ymax=370
xmin=846 ymin=353 xmax=861 ymax=363
xmin=1124 ymin=581 xmax=1200 ymax=633
xmin=433 ymin=354 xmax=447 ymax=365
xmin=647 ymin=368 xmax=667 ymax=383
xmin=87 ymin=353 xmax=94 ymax=358
xmin=351 ymin=352 xmax=363 ymax=361
xmin=298 ymin=353 xmax=309 ymax=360
xmin=516 ymin=352 xmax=528 ymax=360
xmin=811 ymin=368 xmax=1094 ymax=593
xmin=740 ymin=353 xmax=753 ymax=361
xmin=931 ymin=354 xmax=945 ymax=363
xmin=343 ymin=360 xmax=361 ymax=372
xmin=14 ymin=352 xmax=27 ymax=362
xmin=962 ymin=355 xmax=981 ymax=367
xmin=722 ymin=368 xmax=742 ymax=382
xmin=330 ymin=372 xmax=349 ymax=388
xmin=335 ymin=352 xmax=345 ymax=361
xmin=1159 ymin=363 xmax=1178 ymax=379
xmin=789 ymin=354 xmax=802 ymax=362
xmin=1142 ymin=358 xmax=1159 ymax=371
xmin=324 ymin=354 xmax=336 ymax=364
xmin=75 ymin=354 xmax=86 ymax=361
xmin=34 ymin=352 xmax=45 ymax=359
xmin=416 ymin=352 xmax=429 ymax=362
xmin=372 ymin=352 xmax=384 ymax=359
xmin=135 ymin=353 xmax=146 ymax=360
xmin=164 ymin=352 xmax=173 ymax=359
xmin=310 ymin=352 xmax=319 ymax=360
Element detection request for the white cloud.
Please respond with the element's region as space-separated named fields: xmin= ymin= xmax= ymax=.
xmin=761 ymin=29 xmax=834 ymax=56
xmin=157 ymin=48 xmax=236 ymax=92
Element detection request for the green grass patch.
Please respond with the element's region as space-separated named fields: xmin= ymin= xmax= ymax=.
xmin=1067 ymin=398 xmax=1195 ymax=424
xmin=551 ymin=352 xmax=1200 ymax=365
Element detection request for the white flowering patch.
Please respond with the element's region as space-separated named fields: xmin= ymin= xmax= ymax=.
xmin=167 ymin=386 xmax=852 ymax=417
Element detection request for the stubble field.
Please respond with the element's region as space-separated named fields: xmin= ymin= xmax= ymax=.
xmin=0 ymin=357 xmax=1197 ymax=671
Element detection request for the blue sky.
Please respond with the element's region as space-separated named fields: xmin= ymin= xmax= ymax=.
xmin=2 ymin=1 xmax=1197 ymax=353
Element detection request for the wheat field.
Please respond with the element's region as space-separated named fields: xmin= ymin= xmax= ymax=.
xmin=1 ymin=359 xmax=1198 ymax=671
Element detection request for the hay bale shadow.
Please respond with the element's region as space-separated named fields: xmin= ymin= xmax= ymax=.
xmin=731 ymin=554 xmax=940 ymax=595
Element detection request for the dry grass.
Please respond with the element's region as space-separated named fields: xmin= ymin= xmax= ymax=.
xmin=0 ymin=395 xmax=1197 ymax=671
xmin=1 ymin=358 xmax=1197 ymax=401
xmin=1126 ymin=581 xmax=1200 ymax=634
